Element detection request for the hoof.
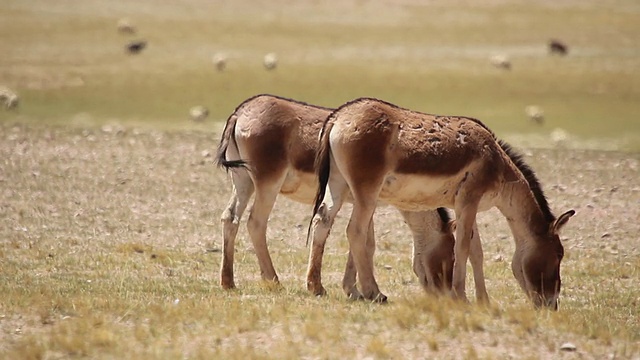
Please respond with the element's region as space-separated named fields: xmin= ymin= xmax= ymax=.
xmin=307 ymin=282 xmax=327 ymax=297
xmin=346 ymin=287 xmax=363 ymax=301
xmin=221 ymin=278 xmax=236 ymax=290
xmin=451 ymin=287 xmax=469 ymax=303
xmin=373 ymin=293 xmax=388 ymax=304
xmin=262 ymin=279 xmax=282 ymax=291
xmin=347 ymin=293 xmax=364 ymax=302
xmin=220 ymin=275 xmax=236 ymax=290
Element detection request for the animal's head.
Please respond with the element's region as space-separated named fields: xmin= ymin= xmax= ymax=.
xmin=512 ymin=210 xmax=575 ymax=310
xmin=412 ymin=217 xmax=455 ymax=293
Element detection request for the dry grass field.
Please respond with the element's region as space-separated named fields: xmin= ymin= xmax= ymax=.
xmin=1 ymin=0 xmax=639 ymax=359
xmin=0 ymin=122 xmax=638 ymax=359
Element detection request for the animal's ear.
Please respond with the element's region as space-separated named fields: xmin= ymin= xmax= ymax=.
xmin=551 ymin=210 xmax=575 ymax=234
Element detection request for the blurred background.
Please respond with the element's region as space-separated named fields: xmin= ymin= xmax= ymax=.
xmin=1 ymin=0 xmax=639 ymax=150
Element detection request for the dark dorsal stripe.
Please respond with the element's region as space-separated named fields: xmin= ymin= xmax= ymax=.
xmin=323 ymin=98 xmax=556 ymax=223
xmin=240 ymin=93 xmax=334 ymax=112
xmin=497 ymin=139 xmax=555 ymax=223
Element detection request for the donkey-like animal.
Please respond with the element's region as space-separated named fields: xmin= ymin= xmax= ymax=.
xmin=309 ymin=98 xmax=574 ymax=308
xmin=216 ymin=94 xmax=466 ymax=298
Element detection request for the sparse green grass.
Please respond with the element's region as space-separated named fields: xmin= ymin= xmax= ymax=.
xmin=1 ymin=0 xmax=640 ymax=149
xmin=0 ymin=122 xmax=638 ymax=359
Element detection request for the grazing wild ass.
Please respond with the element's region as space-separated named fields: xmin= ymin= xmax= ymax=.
xmin=309 ymin=98 xmax=574 ymax=308
xmin=215 ymin=94 xmax=469 ymax=298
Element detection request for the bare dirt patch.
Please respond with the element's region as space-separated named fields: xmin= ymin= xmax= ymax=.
xmin=0 ymin=121 xmax=638 ymax=359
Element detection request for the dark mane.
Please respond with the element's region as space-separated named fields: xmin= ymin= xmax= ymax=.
xmin=497 ymin=139 xmax=555 ymax=223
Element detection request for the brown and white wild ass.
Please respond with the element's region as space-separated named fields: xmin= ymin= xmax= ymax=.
xmin=309 ymin=97 xmax=574 ymax=308
xmin=215 ymin=94 xmax=467 ymax=298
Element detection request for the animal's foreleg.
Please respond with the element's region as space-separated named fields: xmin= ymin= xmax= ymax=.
xmin=469 ymin=221 xmax=489 ymax=303
xmin=452 ymin=209 xmax=477 ymax=303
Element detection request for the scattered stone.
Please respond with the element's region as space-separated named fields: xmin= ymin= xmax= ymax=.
xmin=550 ymin=128 xmax=569 ymax=144
xmin=490 ymin=54 xmax=511 ymax=70
xmin=101 ymin=124 xmax=125 ymax=135
xmin=493 ymin=254 xmax=503 ymax=262
xmin=601 ymin=232 xmax=611 ymax=238
xmin=525 ymin=105 xmax=544 ymax=125
xmin=117 ymin=18 xmax=136 ymax=34
xmin=0 ymin=87 xmax=19 ymax=110
xmin=383 ymin=265 xmax=393 ymax=270
xmin=212 ymin=53 xmax=227 ymax=71
xmin=263 ymin=53 xmax=278 ymax=70
xmin=559 ymin=342 xmax=577 ymax=352
xmin=126 ymin=40 xmax=147 ymax=54
xmin=549 ymin=39 xmax=569 ymax=56
xmin=189 ymin=106 xmax=209 ymax=122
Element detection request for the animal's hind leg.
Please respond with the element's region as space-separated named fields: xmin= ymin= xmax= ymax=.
xmin=220 ymin=169 xmax=254 ymax=289
xmin=307 ymin=174 xmax=347 ymax=296
xmin=346 ymin=198 xmax=385 ymax=302
xmin=341 ymin=219 xmax=373 ymax=300
xmin=246 ymin=176 xmax=285 ymax=285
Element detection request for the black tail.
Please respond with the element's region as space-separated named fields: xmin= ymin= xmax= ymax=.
xmin=216 ymin=106 xmax=250 ymax=171
xmin=306 ymin=115 xmax=335 ymax=246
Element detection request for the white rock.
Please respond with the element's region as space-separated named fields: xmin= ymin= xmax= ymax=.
xmin=212 ymin=53 xmax=227 ymax=71
xmin=263 ymin=53 xmax=278 ymax=70
xmin=189 ymin=106 xmax=209 ymax=122
xmin=490 ymin=54 xmax=511 ymax=70
xmin=117 ymin=18 xmax=136 ymax=34
xmin=550 ymin=128 xmax=569 ymax=144
xmin=559 ymin=342 xmax=577 ymax=352
xmin=525 ymin=105 xmax=544 ymax=124
xmin=0 ymin=87 xmax=19 ymax=109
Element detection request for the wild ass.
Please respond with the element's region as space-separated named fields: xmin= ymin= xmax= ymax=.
xmin=309 ymin=97 xmax=574 ymax=308
xmin=215 ymin=94 xmax=470 ymax=298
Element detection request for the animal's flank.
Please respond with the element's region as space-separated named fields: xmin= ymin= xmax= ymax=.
xmin=497 ymin=139 xmax=555 ymax=222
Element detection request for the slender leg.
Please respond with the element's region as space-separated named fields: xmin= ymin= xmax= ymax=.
xmin=346 ymin=199 xmax=385 ymax=302
xmin=341 ymin=219 xmax=374 ymax=300
xmin=468 ymin=222 xmax=489 ymax=303
xmin=220 ymin=169 xmax=254 ymax=289
xmin=341 ymin=251 xmax=361 ymax=299
xmin=306 ymin=174 xmax=347 ymax=296
xmin=452 ymin=206 xmax=478 ymax=302
xmin=400 ymin=210 xmax=432 ymax=293
xmin=246 ymin=178 xmax=285 ymax=284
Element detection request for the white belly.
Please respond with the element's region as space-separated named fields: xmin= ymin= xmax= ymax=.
xmin=378 ymin=171 xmax=497 ymax=212
xmin=279 ymin=169 xmax=318 ymax=204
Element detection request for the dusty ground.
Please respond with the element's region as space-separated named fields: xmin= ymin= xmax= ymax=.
xmin=0 ymin=121 xmax=638 ymax=359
